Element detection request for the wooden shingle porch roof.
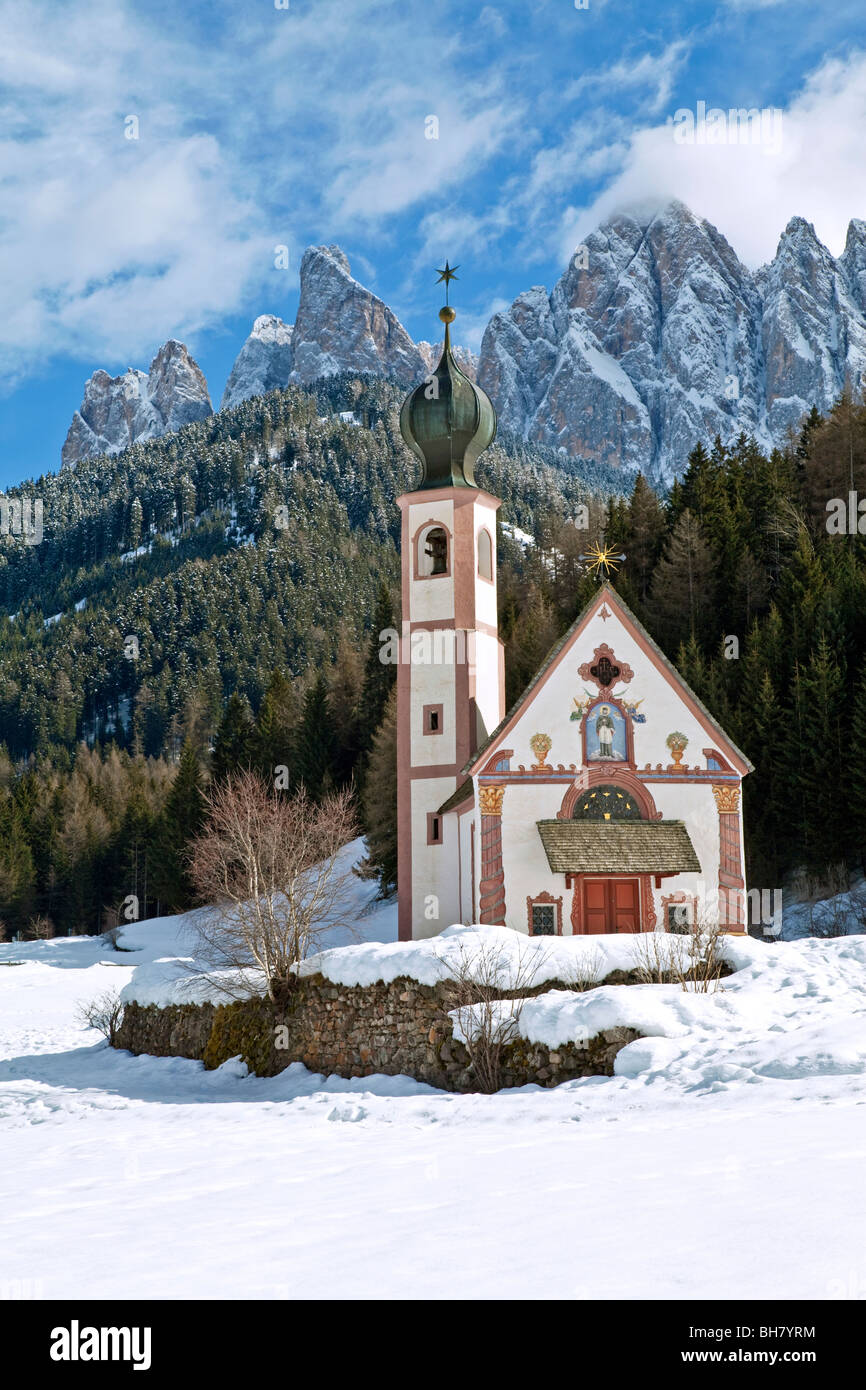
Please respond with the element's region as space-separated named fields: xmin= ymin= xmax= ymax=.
xmin=536 ymin=819 xmax=701 ymax=875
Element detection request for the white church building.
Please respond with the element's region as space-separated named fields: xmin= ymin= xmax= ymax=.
xmin=396 ymin=296 xmax=753 ymax=942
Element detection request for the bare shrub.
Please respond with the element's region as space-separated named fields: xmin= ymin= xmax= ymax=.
xmin=557 ymin=943 xmax=605 ymax=992
xmin=846 ymin=884 xmax=866 ymax=935
xmin=187 ymin=774 xmax=359 ymax=1002
xmin=632 ymin=929 xmax=683 ymax=984
xmin=77 ymin=989 xmax=124 ymax=1045
xmin=24 ymin=914 xmax=55 ymax=941
xmin=632 ymin=919 xmax=727 ymax=993
xmin=444 ymin=937 xmax=547 ymax=1093
xmin=681 ymin=918 xmax=728 ymax=993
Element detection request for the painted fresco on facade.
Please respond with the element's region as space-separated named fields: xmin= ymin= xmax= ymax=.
xmin=585 ymin=700 xmax=628 ymax=761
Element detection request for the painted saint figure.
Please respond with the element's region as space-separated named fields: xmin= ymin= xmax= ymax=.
xmin=596 ymin=704 xmax=615 ymax=757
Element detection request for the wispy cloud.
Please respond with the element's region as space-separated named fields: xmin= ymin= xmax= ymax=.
xmin=566 ymin=40 xmax=692 ymax=116
xmin=0 ymin=0 xmax=523 ymax=381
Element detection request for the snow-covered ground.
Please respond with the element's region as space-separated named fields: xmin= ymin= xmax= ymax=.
xmin=2 ymin=851 xmax=866 ymax=1301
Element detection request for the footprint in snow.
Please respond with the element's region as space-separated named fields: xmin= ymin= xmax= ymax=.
xmin=327 ymin=1103 xmax=368 ymax=1123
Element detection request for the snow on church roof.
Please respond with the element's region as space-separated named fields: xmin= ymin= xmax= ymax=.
xmin=464 ymin=583 xmax=754 ymax=778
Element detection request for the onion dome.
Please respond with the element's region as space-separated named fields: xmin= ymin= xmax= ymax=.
xmin=400 ymin=271 xmax=496 ymax=489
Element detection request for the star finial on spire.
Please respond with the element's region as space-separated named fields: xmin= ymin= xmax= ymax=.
xmin=435 ymin=261 xmax=459 ymax=303
xmin=578 ymin=541 xmax=627 ymax=580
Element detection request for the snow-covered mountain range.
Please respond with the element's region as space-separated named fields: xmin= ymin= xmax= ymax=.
xmin=61 ymin=204 xmax=866 ymax=480
xmin=480 ymin=201 xmax=866 ymax=482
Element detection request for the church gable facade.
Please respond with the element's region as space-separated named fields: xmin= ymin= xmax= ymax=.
xmin=396 ymin=285 xmax=752 ymax=941
xmin=462 ymin=585 xmax=752 ymax=939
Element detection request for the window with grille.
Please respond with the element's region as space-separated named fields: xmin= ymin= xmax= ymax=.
xmin=531 ymin=904 xmax=556 ymax=935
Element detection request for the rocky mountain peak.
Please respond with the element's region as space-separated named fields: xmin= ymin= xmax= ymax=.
xmin=61 ymin=342 xmax=212 ymax=468
xmin=289 ymin=245 xmax=425 ymax=385
xmin=221 ymin=245 xmax=477 ymax=408
xmin=221 ymin=315 xmax=294 ymax=410
xmin=477 ymin=201 xmax=866 ymax=482
xmin=319 ymin=244 xmax=351 ymax=276
xmin=840 ymin=219 xmax=866 ymax=315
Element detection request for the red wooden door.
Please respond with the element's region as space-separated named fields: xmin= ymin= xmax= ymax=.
xmin=611 ymin=878 xmax=640 ymax=933
xmin=583 ymin=879 xmax=608 ymax=934
xmin=580 ymin=877 xmax=641 ymax=933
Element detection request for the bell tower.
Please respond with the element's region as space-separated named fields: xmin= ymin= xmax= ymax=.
xmin=396 ymin=268 xmax=505 ymax=939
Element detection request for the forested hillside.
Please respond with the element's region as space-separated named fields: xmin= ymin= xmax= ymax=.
xmin=2 ymin=370 xmax=865 ymax=939
xmin=0 ymin=375 xmax=620 ymax=936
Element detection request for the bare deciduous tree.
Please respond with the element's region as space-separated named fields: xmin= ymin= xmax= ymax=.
xmin=187 ymin=774 xmax=359 ymax=1001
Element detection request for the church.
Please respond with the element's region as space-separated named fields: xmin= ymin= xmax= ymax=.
xmin=396 ymin=287 xmax=753 ymax=941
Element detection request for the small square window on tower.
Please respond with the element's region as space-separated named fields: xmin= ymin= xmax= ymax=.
xmin=427 ymin=812 xmax=443 ymax=845
xmin=423 ymin=703 xmax=443 ymax=735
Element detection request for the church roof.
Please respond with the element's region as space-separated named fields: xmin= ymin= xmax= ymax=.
xmin=463 ymin=583 xmax=754 ymax=778
xmin=437 ymin=779 xmax=474 ymax=815
xmin=536 ymin=819 xmax=701 ymax=875
xmin=399 ymin=306 xmax=496 ymax=491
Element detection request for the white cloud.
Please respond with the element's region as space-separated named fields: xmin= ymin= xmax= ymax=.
xmin=0 ymin=0 xmax=521 ymax=382
xmin=566 ymin=40 xmax=691 ymax=116
xmin=556 ymin=50 xmax=866 ymax=267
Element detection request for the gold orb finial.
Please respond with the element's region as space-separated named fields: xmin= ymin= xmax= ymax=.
xmin=439 ymin=305 xmax=456 ymax=324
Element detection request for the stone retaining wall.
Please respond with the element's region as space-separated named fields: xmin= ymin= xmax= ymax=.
xmin=114 ymin=972 xmax=642 ymax=1092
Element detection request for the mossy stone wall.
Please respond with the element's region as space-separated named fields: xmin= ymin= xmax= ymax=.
xmin=114 ymin=972 xmax=640 ymax=1092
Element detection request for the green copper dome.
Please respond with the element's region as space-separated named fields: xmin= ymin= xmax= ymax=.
xmin=400 ymin=306 xmax=497 ymax=490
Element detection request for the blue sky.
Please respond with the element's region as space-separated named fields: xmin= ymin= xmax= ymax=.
xmin=1 ymin=0 xmax=865 ymax=486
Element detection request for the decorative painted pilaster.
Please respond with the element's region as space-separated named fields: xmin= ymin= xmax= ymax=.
xmin=712 ymin=784 xmax=745 ymax=929
xmin=478 ymin=784 xmax=506 ymax=924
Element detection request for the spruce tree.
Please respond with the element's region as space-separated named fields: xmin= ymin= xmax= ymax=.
xmin=851 ymin=662 xmax=866 ymax=870
xmin=211 ymin=694 xmax=256 ymax=783
xmin=793 ymin=635 xmax=847 ymax=873
xmin=328 ymin=633 xmax=364 ymax=787
xmin=293 ymin=676 xmax=336 ymax=798
xmin=504 ymin=580 xmax=560 ymax=706
xmin=356 ymin=686 xmax=398 ymax=895
xmin=153 ymin=740 xmax=206 ymax=911
xmin=648 ymin=509 xmax=715 ymax=653
xmin=626 ymin=473 xmax=666 ymax=600
xmin=358 ymin=583 xmax=397 ymax=755
xmin=253 ymin=669 xmax=297 ymax=788
xmin=744 ymin=670 xmax=784 ymax=887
